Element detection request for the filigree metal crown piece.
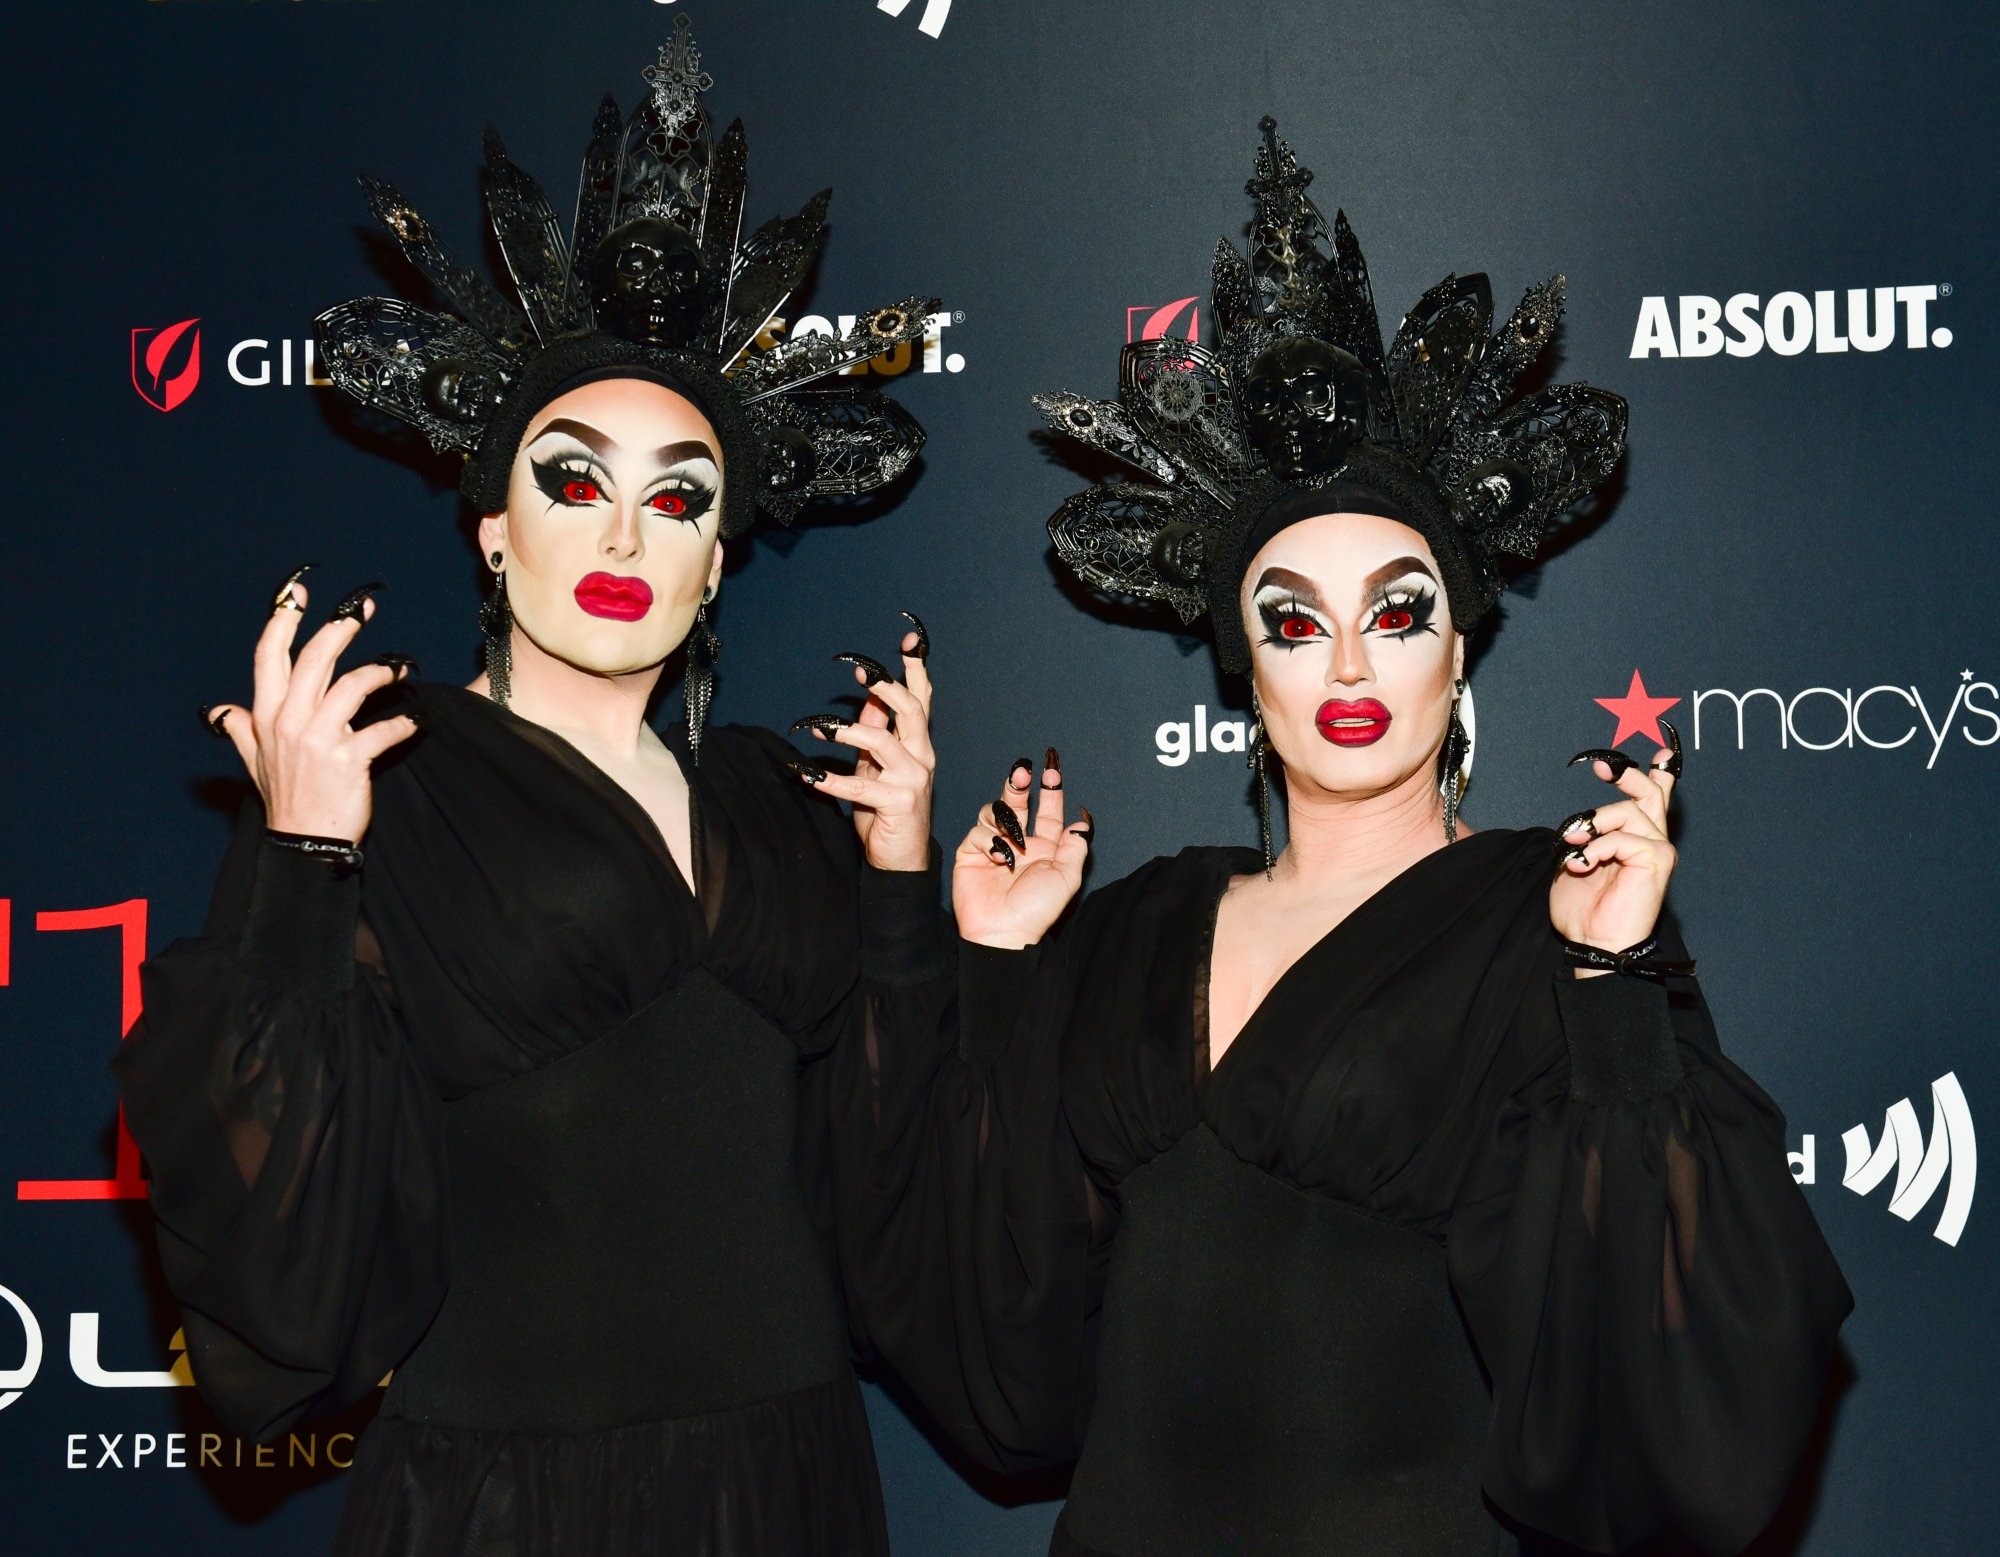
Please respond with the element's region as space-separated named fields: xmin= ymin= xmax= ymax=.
xmin=314 ymin=16 xmax=935 ymax=535
xmin=1037 ymin=117 xmax=1626 ymax=670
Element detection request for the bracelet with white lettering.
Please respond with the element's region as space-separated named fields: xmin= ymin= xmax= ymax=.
xmin=1561 ymin=934 xmax=1696 ymax=981
xmin=265 ymin=830 xmax=365 ymax=878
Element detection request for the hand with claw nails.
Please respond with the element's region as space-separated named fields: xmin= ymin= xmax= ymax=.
xmin=794 ymin=614 xmax=937 ymax=872
xmin=1551 ymin=719 xmax=1682 ymax=972
xmin=200 ymin=565 xmax=422 ymax=846
xmin=953 ymin=746 xmax=1093 ymax=950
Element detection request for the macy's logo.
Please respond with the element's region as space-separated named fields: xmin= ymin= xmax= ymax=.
xmin=1631 ymin=284 xmax=1951 ymax=358
xmin=1791 ymin=1073 xmax=1976 ymax=1247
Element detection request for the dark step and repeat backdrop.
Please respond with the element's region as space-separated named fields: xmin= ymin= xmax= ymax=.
xmin=1 ymin=1 xmax=1993 ymax=1551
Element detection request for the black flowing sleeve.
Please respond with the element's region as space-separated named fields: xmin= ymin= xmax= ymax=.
xmin=1447 ymin=926 xmax=1851 ymax=1555
xmin=111 ymin=796 xmax=446 ymax=1442
xmin=830 ymin=860 xmax=1106 ymax=1475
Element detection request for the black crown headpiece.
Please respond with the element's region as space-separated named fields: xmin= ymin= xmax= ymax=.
xmin=315 ymin=17 xmax=936 ymax=537
xmin=1038 ymin=118 xmax=1626 ymax=672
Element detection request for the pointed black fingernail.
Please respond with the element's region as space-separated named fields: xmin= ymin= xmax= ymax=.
xmin=1558 ymin=809 xmax=1598 ymax=839
xmin=200 ymin=704 xmax=231 ymax=738
xmin=991 ymin=800 xmax=1026 ymax=850
xmin=1662 ymin=719 xmax=1682 ymax=756
xmin=1009 ymin=757 xmax=1033 ymax=788
xmin=1074 ymin=805 xmax=1095 ymax=846
xmin=1045 ymin=746 xmax=1061 ymax=772
xmin=1567 ymin=748 xmax=1635 ymax=779
xmin=373 ymin=652 xmax=419 ymax=678
xmin=270 ymin=562 xmax=316 ymax=614
xmin=899 ymin=610 xmax=930 ymax=661
xmin=329 ymin=581 xmax=385 ymax=624
xmin=834 ymin=651 xmax=892 ymax=686
xmin=1562 ymin=845 xmax=1591 ymax=867
xmin=789 ymin=713 xmax=849 ymax=736
xmin=988 ymin=835 xmax=1017 ymax=871
xmin=1655 ymin=719 xmax=1684 ymax=777
xmin=785 ymin=758 xmax=827 ymax=785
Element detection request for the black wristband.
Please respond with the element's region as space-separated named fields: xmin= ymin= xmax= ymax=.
xmin=264 ymin=829 xmax=365 ymax=878
xmin=1561 ymin=933 xmax=1696 ymax=981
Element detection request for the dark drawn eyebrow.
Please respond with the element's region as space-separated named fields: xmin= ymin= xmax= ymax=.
xmin=1361 ymin=555 xmax=1438 ymax=597
xmin=531 ymin=418 xmax=617 ymax=457
xmin=653 ymin=439 xmax=718 ymax=468
xmin=1252 ymin=567 xmax=1326 ymax=611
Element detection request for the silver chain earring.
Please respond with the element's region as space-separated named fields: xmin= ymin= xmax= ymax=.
xmin=1249 ymin=689 xmax=1274 ymax=879
xmin=480 ymin=550 xmax=512 ymax=709
xmin=1440 ymin=676 xmax=1474 ymax=841
xmin=685 ymin=584 xmax=721 ymax=764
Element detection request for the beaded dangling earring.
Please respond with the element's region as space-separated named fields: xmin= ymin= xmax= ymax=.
xmin=1440 ymin=676 xmax=1474 ymax=842
xmin=1249 ymin=689 xmax=1274 ymax=880
xmin=685 ymin=585 xmax=722 ymax=764
xmin=480 ymin=550 xmax=512 ymax=708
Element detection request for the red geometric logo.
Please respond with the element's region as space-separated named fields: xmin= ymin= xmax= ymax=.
xmin=1593 ymin=668 xmax=1682 ymax=746
xmin=1126 ymin=297 xmax=1202 ymax=345
xmin=131 ymin=318 xmax=201 ymax=412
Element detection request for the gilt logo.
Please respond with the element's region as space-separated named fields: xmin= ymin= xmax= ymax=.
xmin=130 ymin=318 xmax=201 ymax=413
xmin=1127 ymin=297 xmax=1202 ymax=346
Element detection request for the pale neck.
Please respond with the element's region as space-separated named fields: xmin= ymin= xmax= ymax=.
xmin=469 ymin=627 xmax=667 ymax=759
xmin=1269 ymin=760 xmax=1456 ymax=892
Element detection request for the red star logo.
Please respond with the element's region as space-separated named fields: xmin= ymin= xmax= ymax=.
xmin=1594 ymin=669 xmax=1682 ymax=746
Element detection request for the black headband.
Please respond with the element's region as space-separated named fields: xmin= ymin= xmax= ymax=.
xmin=1240 ymin=480 xmax=1419 ymax=568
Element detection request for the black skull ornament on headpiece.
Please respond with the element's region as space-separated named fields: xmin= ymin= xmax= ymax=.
xmin=313 ymin=16 xmax=937 ymax=537
xmin=1036 ymin=117 xmax=1627 ymax=673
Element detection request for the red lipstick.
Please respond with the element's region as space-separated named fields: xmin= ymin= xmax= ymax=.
xmin=573 ymin=572 xmax=654 ymax=621
xmin=1316 ymin=698 xmax=1392 ymax=747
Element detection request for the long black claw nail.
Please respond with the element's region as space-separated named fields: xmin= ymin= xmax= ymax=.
xmin=899 ymin=610 xmax=930 ymax=661
xmin=790 ymin=713 xmax=849 ymax=736
xmin=785 ymin=758 xmax=828 ymax=785
xmin=373 ymin=652 xmax=419 ymax=678
xmin=1009 ymin=757 xmax=1033 ymax=789
xmin=1558 ymin=808 xmax=1599 ymax=840
xmin=988 ymin=835 xmax=1017 ymax=871
xmin=200 ymin=704 xmax=231 ymax=738
xmin=1561 ymin=845 xmax=1591 ymax=868
xmin=1073 ymin=806 xmax=1095 ymax=846
xmin=270 ymin=562 xmax=316 ymax=614
xmin=1654 ymin=719 xmax=1684 ymax=778
xmin=329 ymin=581 xmax=385 ymax=624
xmin=991 ymin=800 xmax=1026 ymax=850
xmin=1042 ymin=744 xmax=1063 ymax=789
xmin=1568 ymin=748 xmax=1636 ymax=780
xmin=835 ymin=651 xmax=893 ymax=686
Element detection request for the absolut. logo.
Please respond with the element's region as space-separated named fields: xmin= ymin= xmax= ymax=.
xmin=1631 ymin=285 xmax=1952 ymax=358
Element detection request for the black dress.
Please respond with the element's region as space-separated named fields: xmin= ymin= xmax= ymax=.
xmin=114 ymin=680 xmax=923 ymax=1556
xmin=837 ymin=830 xmax=1852 ymax=1556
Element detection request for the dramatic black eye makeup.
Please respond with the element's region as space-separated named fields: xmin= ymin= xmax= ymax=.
xmin=1254 ymin=584 xmax=1332 ymax=649
xmin=523 ymin=421 xmax=721 ymax=526
xmin=1250 ymin=558 xmax=1442 ymax=650
xmin=1362 ymin=578 xmax=1439 ymax=641
xmin=529 ymin=442 xmax=613 ymax=509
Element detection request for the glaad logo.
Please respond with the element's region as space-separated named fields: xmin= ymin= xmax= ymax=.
xmin=1127 ymin=297 xmax=1203 ymax=346
xmin=0 ymin=1285 xmax=42 ymax=1411
xmin=127 ymin=322 xmax=335 ymax=411
xmin=752 ymin=310 xmax=965 ymax=375
xmin=874 ymin=0 xmax=953 ymax=39
xmin=130 ymin=318 xmax=201 ymax=412
xmin=1790 ymin=1073 xmax=1976 ymax=1246
xmin=1157 ymin=705 xmax=1253 ymax=766
xmin=1631 ymin=285 xmax=1951 ymax=358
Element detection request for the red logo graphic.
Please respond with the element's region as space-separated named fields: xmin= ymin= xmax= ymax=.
xmin=1126 ymin=297 xmax=1202 ymax=345
xmin=131 ymin=318 xmax=201 ymax=412
xmin=1594 ymin=668 xmax=1682 ymax=746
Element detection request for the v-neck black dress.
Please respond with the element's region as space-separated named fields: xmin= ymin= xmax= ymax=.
xmin=837 ymin=832 xmax=1851 ymax=1556
xmin=115 ymin=680 xmax=915 ymax=1556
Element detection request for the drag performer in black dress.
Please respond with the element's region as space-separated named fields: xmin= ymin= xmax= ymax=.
xmin=113 ymin=22 xmax=944 ymax=1554
xmin=831 ymin=123 xmax=1851 ymax=1556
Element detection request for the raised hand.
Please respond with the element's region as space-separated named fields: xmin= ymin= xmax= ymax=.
xmin=789 ymin=611 xmax=935 ymax=873
xmin=951 ymin=749 xmax=1091 ymax=951
xmin=202 ymin=564 xmax=421 ymax=845
xmin=1549 ymin=720 xmax=1682 ymax=963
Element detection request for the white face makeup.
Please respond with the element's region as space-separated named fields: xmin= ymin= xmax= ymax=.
xmin=482 ymin=377 xmax=725 ymax=678
xmin=1239 ymin=511 xmax=1463 ymax=802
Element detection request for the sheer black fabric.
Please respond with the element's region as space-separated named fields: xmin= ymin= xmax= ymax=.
xmin=115 ymin=680 xmax=904 ymax=1556
xmin=836 ymin=831 xmax=1851 ymax=1556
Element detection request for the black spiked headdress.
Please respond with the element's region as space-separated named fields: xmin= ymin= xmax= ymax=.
xmin=316 ymin=17 xmax=936 ymax=537
xmin=1038 ymin=118 xmax=1626 ymax=672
